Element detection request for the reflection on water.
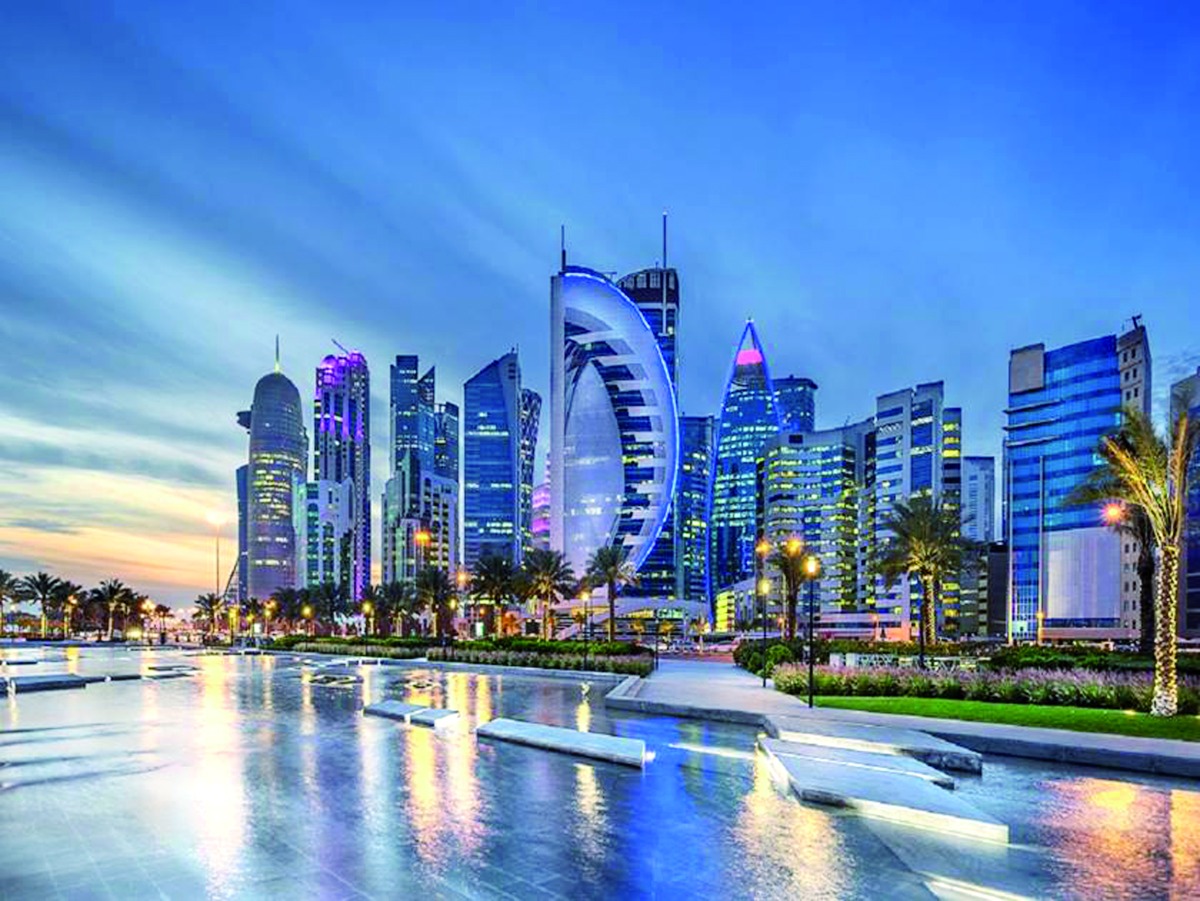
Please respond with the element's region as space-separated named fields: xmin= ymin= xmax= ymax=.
xmin=0 ymin=647 xmax=1198 ymax=900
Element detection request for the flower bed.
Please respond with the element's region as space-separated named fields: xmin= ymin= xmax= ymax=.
xmin=771 ymin=664 xmax=1200 ymax=715
xmin=288 ymin=641 xmax=427 ymax=660
xmin=426 ymin=647 xmax=652 ymax=676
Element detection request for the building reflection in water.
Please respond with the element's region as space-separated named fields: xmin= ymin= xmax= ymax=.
xmin=192 ymin=656 xmax=246 ymax=896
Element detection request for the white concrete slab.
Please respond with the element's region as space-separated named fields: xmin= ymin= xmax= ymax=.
xmin=3 ymin=674 xmax=89 ymax=693
xmin=761 ymin=741 xmax=1007 ymax=844
xmin=765 ymin=714 xmax=982 ymax=773
xmin=410 ymin=708 xmax=459 ymax=730
xmin=363 ymin=700 xmax=426 ymax=723
xmin=759 ymin=736 xmax=956 ymax=789
xmin=476 ymin=717 xmax=646 ymax=768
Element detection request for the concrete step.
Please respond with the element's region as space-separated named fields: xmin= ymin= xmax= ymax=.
xmin=760 ymin=736 xmax=956 ymax=789
xmin=476 ymin=717 xmax=646 ymax=768
xmin=410 ymin=708 xmax=459 ymax=730
xmin=760 ymin=739 xmax=1007 ymax=844
xmin=2 ymin=674 xmax=89 ymax=693
xmin=765 ymin=714 xmax=982 ymax=773
xmin=363 ymin=700 xmax=425 ymax=723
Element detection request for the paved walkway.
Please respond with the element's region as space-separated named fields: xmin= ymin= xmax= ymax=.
xmin=606 ymin=659 xmax=1200 ymax=779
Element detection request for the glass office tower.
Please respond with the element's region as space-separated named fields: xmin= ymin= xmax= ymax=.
xmin=709 ymin=321 xmax=781 ymax=592
xmin=676 ymin=415 xmax=714 ymax=603
xmin=550 ymin=266 xmax=679 ymax=576
xmin=464 ymin=351 xmax=523 ymax=568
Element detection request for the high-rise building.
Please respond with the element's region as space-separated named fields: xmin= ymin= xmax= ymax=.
xmin=235 ymin=463 xmax=249 ymax=602
xmin=762 ymin=419 xmax=877 ymax=635
xmin=1003 ymin=321 xmax=1150 ymax=641
xmin=871 ymin=382 xmax=962 ymax=638
xmin=243 ymin=362 xmax=307 ymax=601
xmin=676 ymin=415 xmax=714 ymax=603
xmin=618 ymin=263 xmax=681 ymax=598
xmin=709 ymin=321 xmax=781 ymax=592
xmin=299 ymin=479 xmax=352 ymax=587
xmin=464 ymin=351 xmax=523 ymax=568
xmin=550 ymin=265 xmax=678 ymax=576
xmin=962 ymin=457 xmax=996 ymax=543
xmin=531 ymin=480 xmax=551 ymax=552
xmin=313 ymin=350 xmax=371 ymax=600
xmin=1171 ymin=367 xmax=1200 ymax=639
xmin=774 ymin=376 xmax=818 ymax=433
xmin=519 ymin=388 xmax=542 ymax=554
xmin=383 ymin=357 xmax=457 ymax=583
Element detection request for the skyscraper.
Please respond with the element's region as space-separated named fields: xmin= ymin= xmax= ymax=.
xmin=676 ymin=415 xmax=714 ymax=603
xmin=550 ymin=265 xmax=678 ymax=576
xmin=774 ymin=376 xmax=818 ymax=432
xmin=618 ymin=261 xmax=681 ymax=598
xmin=1170 ymin=367 xmax=1200 ymax=639
xmin=383 ymin=357 xmax=457 ymax=583
xmin=1004 ymin=321 xmax=1150 ymax=641
xmin=709 ymin=321 xmax=781 ymax=592
xmin=871 ymin=382 xmax=962 ymax=637
xmin=243 ymin=361 xmax=307 ymax=601
xmin=235 ymin=462 xmax=248 ymax=602
xmin=962 ymin=457 xmax=996 ymax=544
xmin=762 ymin=419 xmax=876 ymax=634
xmin=519 ymin=387 xmax=542 ymax=554
xmin=313 ymin=350 xmax=371 ymax=600
xmin=464 ymin=351 xmax=523 ymax=568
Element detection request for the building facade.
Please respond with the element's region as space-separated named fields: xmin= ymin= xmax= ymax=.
xmin=550 ymin=266 xmax=679 ymax=576
xmin=962 ymin=456 xmax=996 ymax=544
xmin=1003 ymin=322 xmax=1150 ymax=641
xmin=464 ymin=351 xmax=524 ymax=568
xmin=243 ymin=369 xmax=307 ymax=601
xmin=1171 ymin=367 xmax=1200 ymax=639
xmin=676 ymin=415 xmax=714 ymax=603
xmin=519 ymin=388 xmax=542 ymax=555
xmin=312 ymin=351 xmax=371 ymax=600
xmin=774 ymin=376 xmax=818 ymax=433
xmin=709 ymin=321 xmax=781 ymax=594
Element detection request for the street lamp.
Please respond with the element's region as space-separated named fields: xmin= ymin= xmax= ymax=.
xmin=413 ymin=529 xmax=431 ymax=575
xmin=302 ymin=604 xmax=313 ymax=637
xmin=455 ymin=568 xmax=469 ymax=633
xmin=579 ymin=588 xmax=591 ymax=670
xmin=803 ymin=555 xmax=821 ymax=709
xmin=362 ymin=600 xmax=373 ymax=637
xmin=756 ymin=537 xmax=771 ymax=688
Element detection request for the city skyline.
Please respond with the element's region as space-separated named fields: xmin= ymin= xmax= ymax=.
xmin=3 ymin=4 xmax=1200 ymax=604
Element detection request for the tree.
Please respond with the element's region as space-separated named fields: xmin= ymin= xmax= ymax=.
xmin=379 ymin=581 xmax=417 ymax=636
xmin=92 ymin=579 xmax=133 ymax=640
xmin=270 ymin=586 xmax=300 ymax=630
xmin=585 ymin=545 xmax=638 ymax=642
xmin=876 ymin=496 xmax=974 ymax=668
xmin=56 ymin=581 xmax=83 ymax=636
xmin=768 ymin=539 xmax=808 ymax=641
xmin=416 ymin=567 xmax=455 ymax=638
xmin=1074 ymin=406 xmax=1200 ymax=717
xmin=194 ymin=592 xmax=224 ymax=637
xmin=153 ymin=604 xmax=171 ymax=636
xmin=0 ymin=569 xmax=17 ymax=638
xmin=470 ymin=554 xmax=515 ymax=637
xmin=522 ymin=549 xmax=575 ymax=640
xmin=18 ymin=572 xmax=63 ymax=639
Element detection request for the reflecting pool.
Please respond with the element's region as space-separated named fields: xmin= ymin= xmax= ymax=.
xmin=1 ymin=647 xmax=1197 ymax=899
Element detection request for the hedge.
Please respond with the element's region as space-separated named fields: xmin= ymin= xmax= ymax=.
xmin=772 ymin=664 xmax=1200 ymax=715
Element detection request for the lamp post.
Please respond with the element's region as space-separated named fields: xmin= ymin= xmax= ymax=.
xmin=756 ymin=538 xmax=771 ymax=688
xmin=804 ymin=555 xmax=821 ymax=709
xmin=362 ymin=600 xmax=373 ymax=637
xmin=414 ymin=528 xmax=431 ymax=575
xmin=579 ymin=588 xmax=591 ymax=671
xmin=455 ymin=568 xmax=469 ymax=635
xmin=302 ymin=604 xmax=313 ymax=637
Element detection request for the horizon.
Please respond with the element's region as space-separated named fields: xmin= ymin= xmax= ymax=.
xmin=3 ymin=2 xmax=1200 ymax=606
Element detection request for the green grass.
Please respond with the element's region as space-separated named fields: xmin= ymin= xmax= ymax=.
xmin=815 ymin=696 xmax=1200 ymax=742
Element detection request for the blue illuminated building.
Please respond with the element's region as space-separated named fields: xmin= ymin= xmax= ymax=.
xmin=709 ymin=321 xmax=781 ymax=592
xmin=1003 ymin=323 xmax=1150 ymax=641
xmin=676 ymin=415 xmax=714 ymax=603
xmin=550 ymin=266 xmax=678 ymax=578
xmin=1171 ymin=367 xmax=1200 ymax=639
xmin=774 ymin=375 xmax=818 ymax=432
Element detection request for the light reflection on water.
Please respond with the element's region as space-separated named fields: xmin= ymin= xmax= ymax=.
xmin=0 ymin=647 xmax=1198 ymax=900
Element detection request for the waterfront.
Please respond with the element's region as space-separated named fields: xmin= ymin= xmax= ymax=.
xmin=1 ymin=647 xmax=1198 ymax=899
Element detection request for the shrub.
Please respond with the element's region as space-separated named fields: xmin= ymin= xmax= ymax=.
xmin=770 ymin=664 xmax=1200 ymax=715
xmin=764 ymin=644 xmax=794 ymax=676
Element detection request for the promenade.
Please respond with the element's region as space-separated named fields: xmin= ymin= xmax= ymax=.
xmin=606 ymin=658 xmax=1200 ymax=779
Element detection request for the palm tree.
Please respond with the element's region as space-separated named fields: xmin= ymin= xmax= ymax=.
xmin=471 ymin=554 xmax=515 ymax=637
xmin=768 ymin=539 xmax=808 ymax=641
xmin=522 ymin=549 xmax=575 ymax=640
xmin=18 ymin=572 xmax=63 ymax=639
xmin=270 ymin=586 xmax=299 ymax=630
xmin=194 ymin=592 xmax=224 ymax=637
xmin=153 ymin=604 xmax=171 ymax=637
xmin=0 ymin=570 xmax=19 ymax=639
xmin=876 ymin=495 xmax=973 ymax=668
xmin=1074 ymin=406 xmax=1199 ymax=717
xmin=378 ymin=581 xmax=414 ymax=636
xmin=585 ymin=545 xmax=638 ymax=641
xmin=90 ymin=579 xmax=133 ymax=641
xmin=416 ymin=568 xmax=455 ymax=638
xmin=56 ymin=581 xmax=83 ymax=637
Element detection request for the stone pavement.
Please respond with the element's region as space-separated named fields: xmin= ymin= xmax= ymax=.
xmin=605 ymin=659 xmax=1200 ymax=779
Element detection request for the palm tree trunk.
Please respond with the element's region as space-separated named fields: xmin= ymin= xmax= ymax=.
xmin=1151 ymin=544 xmax=1180 ymax=717
xmin=106 ymin=605 xmax=115 ymax=641
xmin=41 ymin=604 xmax=47 ymax=639
xmin=922 ymin=575 xmax=937 ymax=650
xmin=542 ymin=597 xmax=550 ymax=640
xmin=607 ymin=579 xmax=616 ymax=642
xmin=1137 ymin=550 xmax=1155 ymax=656
xmin=786 ymin=587 xmax=798 ymax=642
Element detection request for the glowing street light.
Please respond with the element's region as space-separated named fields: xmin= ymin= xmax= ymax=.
xmin=755 ymin=537 xmax=772 ymax=689
xmin=1102 ymin=502 xmax=1126 ymax=526
xmin=803 ymin=554 xmax=821 ymax=709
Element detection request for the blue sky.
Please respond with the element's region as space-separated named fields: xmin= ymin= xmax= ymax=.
xmin=2 ymin=1 xmax=1199 ymax=603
